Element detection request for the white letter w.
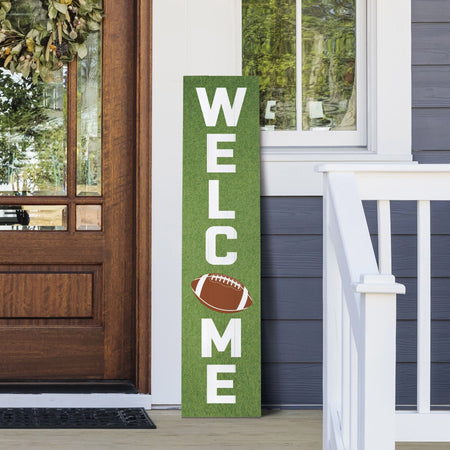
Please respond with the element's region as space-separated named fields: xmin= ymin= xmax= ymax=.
xmin=196 ymin=87 xmax=246 ymax=127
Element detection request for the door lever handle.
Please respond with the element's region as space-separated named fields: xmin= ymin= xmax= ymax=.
xmin=16 ymin=209 xmax=30 ymax=226
xmin=0 ymin=207 xmax=30 ymax=226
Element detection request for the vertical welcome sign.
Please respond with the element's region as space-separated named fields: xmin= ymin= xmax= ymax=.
xmin=182 ymin=76 xmax=260 ymax=417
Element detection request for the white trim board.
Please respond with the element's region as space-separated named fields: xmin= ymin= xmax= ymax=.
xmin=261 ymin=154 xmax=415 ymax=196
xmin=152 ymin=0 xmax=242 ymax=406
xmin=0 ymin=394 xmax=152 ymax=409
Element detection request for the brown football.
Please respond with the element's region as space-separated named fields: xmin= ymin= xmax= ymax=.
xmin=191 ymin=273 xmax=252 ymax=313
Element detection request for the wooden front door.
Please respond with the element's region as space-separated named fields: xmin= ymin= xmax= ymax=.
xmin=0 ymin=0 xmax=136 ymax=382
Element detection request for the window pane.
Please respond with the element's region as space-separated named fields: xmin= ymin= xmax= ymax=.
xmin=0 ymin=69 xmax=67 ymax=196
xmin=0 ymin=205 xmax=67 ymax=231
xmin=0 ymin=2 xmax=67 ymax=196
xmin=76 ymin=205 xmax=101 ymax=231
xmin=242 ymin=0 xmax=357 ymax=134
xmin=302 ymin=0 xmax=356 ymax=131
xmin=242 ymin=0 xmax=296 ymax=131
xmin=77 ymin=32 xmax=102 ymax=196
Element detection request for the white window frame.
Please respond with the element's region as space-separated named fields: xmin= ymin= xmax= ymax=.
xmin=259 ymin=0 xmax=412 ymax=194
xmin=260 ymin=0 xmax=367 ymax=148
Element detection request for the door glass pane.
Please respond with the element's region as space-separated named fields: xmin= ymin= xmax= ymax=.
xmin=0 ymin=69 xmax=67 ymax=196
xmin=77 ymin=32 xmax=102 ymax=197
xmin=76 ymin=205 xmax=101 ymax=231
xmin=0 ymin=205 xmax=67 ymax=230
xmin=242 ymin=0 xmax=297 ymax=131
xmin=302 ymin=0 xmax=356 ymax=131
xmin=0 ymin=2 xmax=67 ymax=196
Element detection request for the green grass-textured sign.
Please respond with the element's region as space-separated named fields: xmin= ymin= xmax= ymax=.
xmin=182 ymin=76 xmax=260 ymax=417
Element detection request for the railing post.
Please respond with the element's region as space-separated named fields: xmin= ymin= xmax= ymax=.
xmin=356 ymin=275 xmax=400 ymax=450
xmin=323 ymin=176 xmax=344 ymax=450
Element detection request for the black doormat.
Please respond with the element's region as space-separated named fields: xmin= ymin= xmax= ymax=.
xmin=0 ymin=408 xmax=156 ymax=429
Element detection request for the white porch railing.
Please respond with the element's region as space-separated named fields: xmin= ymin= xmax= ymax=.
xmin=319 ymin=164 xmax=450 ymax=450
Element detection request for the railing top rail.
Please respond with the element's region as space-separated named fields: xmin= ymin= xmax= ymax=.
xmin=317 ymin=163 xmax=450 ymax=174
xmin=319 ymin=163 xmax=450 ymax=201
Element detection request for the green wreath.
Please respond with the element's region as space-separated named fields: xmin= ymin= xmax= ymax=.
xmin=0 ymin=0 xmax=103 ymax=82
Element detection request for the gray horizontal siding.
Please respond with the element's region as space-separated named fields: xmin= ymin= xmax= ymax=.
xmin=412 ymin=23 xmax=450 ymax=65
xmin=412 ymin=0 xmax=450 ymax=157
xmin=261 ymin=277 xmax=322 ymax=320
xmin=261 ymin=197 xmax=323 ymax=406
xmin=261 ymin=197 xmax=322 ymax=235
xmin=414 ymin=151 xmax=450 ymax=163
xmin=262 ymin=235 xmax=322 ymax=278
xmin=262 ymin=363 xmax=322 ymax=406
xmin=412 ymin=0 xmax=450 ymax=23
xmin=413 ymin=66 xmax=450 ymax=108
xmin=262 ymin=321 xmax=322 ymax=363
xmin=412 ymin=109 xmax=450 ymax=150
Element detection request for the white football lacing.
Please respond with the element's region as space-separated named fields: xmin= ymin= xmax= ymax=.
xmin=210 ymin=274 xmax=241 ymax=290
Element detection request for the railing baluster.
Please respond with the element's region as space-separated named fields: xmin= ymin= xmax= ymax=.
xmin=417 ymin=200 xmax=431 ymax=414
xmin=342 ymin=293 xmax=350 ymax=448
xmin=378 ymin=200 xmax=392 ymax=274
xmin=350 ymin=329 xmax=358 ymax=449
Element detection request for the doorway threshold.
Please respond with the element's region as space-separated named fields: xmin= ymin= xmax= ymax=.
xmin=0 ymin=383 xmax=151 ymax=408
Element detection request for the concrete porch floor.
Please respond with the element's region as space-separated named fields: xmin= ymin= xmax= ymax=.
xmin=0 ymin=410 xmax=449 ymax=449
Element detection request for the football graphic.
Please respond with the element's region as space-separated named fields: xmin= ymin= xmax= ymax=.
xmin=191 ymin=273 xmax=253 ymax=313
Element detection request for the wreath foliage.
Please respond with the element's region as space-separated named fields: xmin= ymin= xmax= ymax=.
xmin=0 ymin=0 xmax=103 ymax=82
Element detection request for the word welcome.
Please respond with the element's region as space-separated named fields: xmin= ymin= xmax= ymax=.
xmin=197 ymin=86 xmax=246 ymax=404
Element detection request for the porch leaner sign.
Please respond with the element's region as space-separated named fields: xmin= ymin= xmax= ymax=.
xmin=182 ymin=76 xmax=260 ymax=417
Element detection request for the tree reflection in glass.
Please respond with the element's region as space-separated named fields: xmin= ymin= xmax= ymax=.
xmin=0 ymin=0 xmax=67 ymax=196
xmin=302 ymin=0 xmax=356 ymax=131
xmin=0 ymin=68 xmax=67 ymax=195
xmin=242 ymin=0 xmax=356 ymax=132
xmin=242 ymin=0 xmax=297 ymax=131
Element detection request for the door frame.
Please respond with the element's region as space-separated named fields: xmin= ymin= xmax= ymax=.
xmin=0 ymin=0 xmax=151 ymax=399
xmin=135 ymin=0 xmax=152 ymax=394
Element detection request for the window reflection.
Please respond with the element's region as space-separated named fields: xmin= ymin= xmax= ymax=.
xmin=302 ymin=0 xmax=356 ymax=131
xmin=77 ymin=32 xmax=102 ymax=196
xmin=242 ymin=0 xmax=297 ymax=131
xmin=0 ymin=205 xmax=67 ymax=230
xmin=242 ymin=0 xmax=357 ymax=132
xmin=0 ymin=1 xmax=67 ymax=196
xmin=0 ymin=68 xmax=67 ymax=196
